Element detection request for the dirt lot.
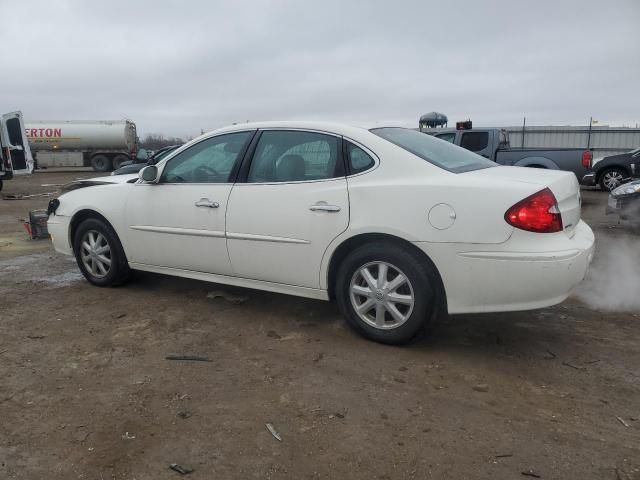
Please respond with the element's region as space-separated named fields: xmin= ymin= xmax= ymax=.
xmin=1 ymin=170 xmax=639 ymax=480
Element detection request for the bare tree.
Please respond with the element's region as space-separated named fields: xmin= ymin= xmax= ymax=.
xmin=140 ymin=133 xmax=184 ymax=150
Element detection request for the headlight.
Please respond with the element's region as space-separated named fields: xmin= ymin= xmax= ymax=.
xmin=47 ymin=198 xmax=60 ymax=216
xmin=612 ymin=182 xmax=640 ymax=197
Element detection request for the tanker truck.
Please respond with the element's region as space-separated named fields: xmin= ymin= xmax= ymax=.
xmin=25 ymin=120 xmax=137 ymax=172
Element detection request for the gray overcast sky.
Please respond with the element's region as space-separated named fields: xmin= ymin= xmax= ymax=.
xmin=1 ymin=0 xmax=639 ymax=138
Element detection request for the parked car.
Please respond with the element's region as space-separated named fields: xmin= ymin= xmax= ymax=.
xmin=424 ymin=124 xmax=593 ymax=181
xmin=607 ymin=179 xmax=640 ymax=223
xmin=47 ymin=122 xmax=594 ymax=344
xmin=111 ymin=145 xmax=181 ymax=176
xmin=581 ymin=147 xmax=640 ymax=192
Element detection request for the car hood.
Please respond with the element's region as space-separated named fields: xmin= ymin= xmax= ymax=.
xmin=59 ymin=174 xmax=138 ymax=193
xmin=86 ymin=174 xmax=139 ymax=184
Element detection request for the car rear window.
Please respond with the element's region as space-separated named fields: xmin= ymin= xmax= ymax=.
xmin=370 ymin=127 xmax=496 ymax=173
xmin=460 ymin=131 xmax=489 ymax=152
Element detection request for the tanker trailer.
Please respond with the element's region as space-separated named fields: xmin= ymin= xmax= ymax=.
xmin=25 ymin=120 xmax=137 ymax=172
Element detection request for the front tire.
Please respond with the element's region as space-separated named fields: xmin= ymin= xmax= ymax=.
xmin=599 ymin=167 xmax=626 ymax=192
xmin=73 ymin=218 xmax=130 ymax=287
xmin=336 ymin=242 xmax=439 ymax=345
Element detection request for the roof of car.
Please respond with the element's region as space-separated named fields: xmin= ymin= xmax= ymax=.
xmin=207 ymin=121 xmax=375 ymax=139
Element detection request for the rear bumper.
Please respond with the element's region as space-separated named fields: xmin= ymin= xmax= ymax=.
xmin=47 ymin=214 xmax=73 ymax=255
xmin=581 ymin=172 xmax=596 ymax=186
xmin=415 ymin=221 xmax=595 ymax=314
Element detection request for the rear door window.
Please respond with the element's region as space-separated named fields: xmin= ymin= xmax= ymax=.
xmin=247 ymin=130 xmax=341 ymax=183
xmin=460 ymin=132 xmax=489 ymax=152
xmin=435 ymin=133 xmax=456 ymax=144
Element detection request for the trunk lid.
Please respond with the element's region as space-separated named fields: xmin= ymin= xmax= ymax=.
xmin=466 ymin=166 xmax=582 ymax=235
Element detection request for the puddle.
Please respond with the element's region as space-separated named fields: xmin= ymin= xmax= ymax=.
xmin=0 ymin=253 xmax=82 ymax=288
xmin=0 ymin=254 xmax=45 ymax=269
xmin=39 ymin=271 xmax=84 ymax=287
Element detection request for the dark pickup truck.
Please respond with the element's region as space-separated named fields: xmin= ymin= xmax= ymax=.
xmin=423 ymin=125 xmax=592 ymax=181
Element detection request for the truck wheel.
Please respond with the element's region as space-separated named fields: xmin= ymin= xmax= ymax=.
xmin=112 ymin=155 xmax=129 ymax=171
xmin=91 ymin=155 xmax=111 ymax=172
xmin=599 ymin=168 xmax=626 ymax=192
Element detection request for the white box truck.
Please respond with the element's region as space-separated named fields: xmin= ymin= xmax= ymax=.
xmin=0 ymin=111 xmax=34 ymax=192
xmin=26 ymin=120 xmax=138 ymax=172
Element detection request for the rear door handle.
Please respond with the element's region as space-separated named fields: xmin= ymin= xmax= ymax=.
xmin=195 ymin=198 xmax=219 ymax=208
xmin=309 ymin=202 xmax=341 ymax=212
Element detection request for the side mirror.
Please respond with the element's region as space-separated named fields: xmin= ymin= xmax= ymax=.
xmin=139 ymin=165 xmax=159 ymax=183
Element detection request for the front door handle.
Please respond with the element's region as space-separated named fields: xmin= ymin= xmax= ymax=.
xmin=195 ymin=198 xmax=219 ymax=208
xmin=309 ymin=202 xmax=341 ymax=212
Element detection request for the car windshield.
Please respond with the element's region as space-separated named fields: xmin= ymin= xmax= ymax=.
xmin=153 ymin=146 xmax=179 ymax=162
xmin=370 ymin=127 xmax=496 ymax=173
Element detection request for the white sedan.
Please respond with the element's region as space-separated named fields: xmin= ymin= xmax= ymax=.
xmin=47 ymin=122 xmax=595 ymax=344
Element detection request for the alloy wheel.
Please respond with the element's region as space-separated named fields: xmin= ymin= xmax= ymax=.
xmin=80 ymin=230 xmax=112 ymax=278
xmin=603 ymin=170 xmax=624 ymax=190
xmin=349 ymin=261 xmax=415 ymax=330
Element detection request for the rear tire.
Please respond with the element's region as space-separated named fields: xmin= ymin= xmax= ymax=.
xmin=336 ymin=242 xmax=439 ymax=345
xmin=91 ymin=155 xmax=111 ymax=172
xmin=73 ymin=218 xmax=130 ymax=287
xmin=599 ymin=167 xmax=626 ymax=192
xmin=111 ymin=155 xmax=129 ymax=171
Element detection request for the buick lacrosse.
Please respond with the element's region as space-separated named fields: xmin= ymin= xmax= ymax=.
xmin=48 ymin=122 xmax=595 ymax=344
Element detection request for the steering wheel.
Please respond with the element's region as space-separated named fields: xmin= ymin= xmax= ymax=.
xmin=193 ymin=164 xmax=219 ymax=180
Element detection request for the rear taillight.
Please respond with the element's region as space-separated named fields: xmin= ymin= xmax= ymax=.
xmin=505 ymin=188 xmax=563 ymax=233
xmin=581 ymin=150 xmax=592 ymax=169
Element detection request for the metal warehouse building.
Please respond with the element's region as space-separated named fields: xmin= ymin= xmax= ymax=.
xmin=504 ymin=125 xmax=640 ymax=160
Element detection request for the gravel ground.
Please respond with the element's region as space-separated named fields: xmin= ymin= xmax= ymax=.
xmin=1 ymin=170 xmax=639 ymax=480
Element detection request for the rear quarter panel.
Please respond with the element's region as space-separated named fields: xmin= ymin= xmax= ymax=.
xmin=345 ymin=167 xmax=533 ymax=244
xmin=319 ymin=148 xmax=548 ymax=288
